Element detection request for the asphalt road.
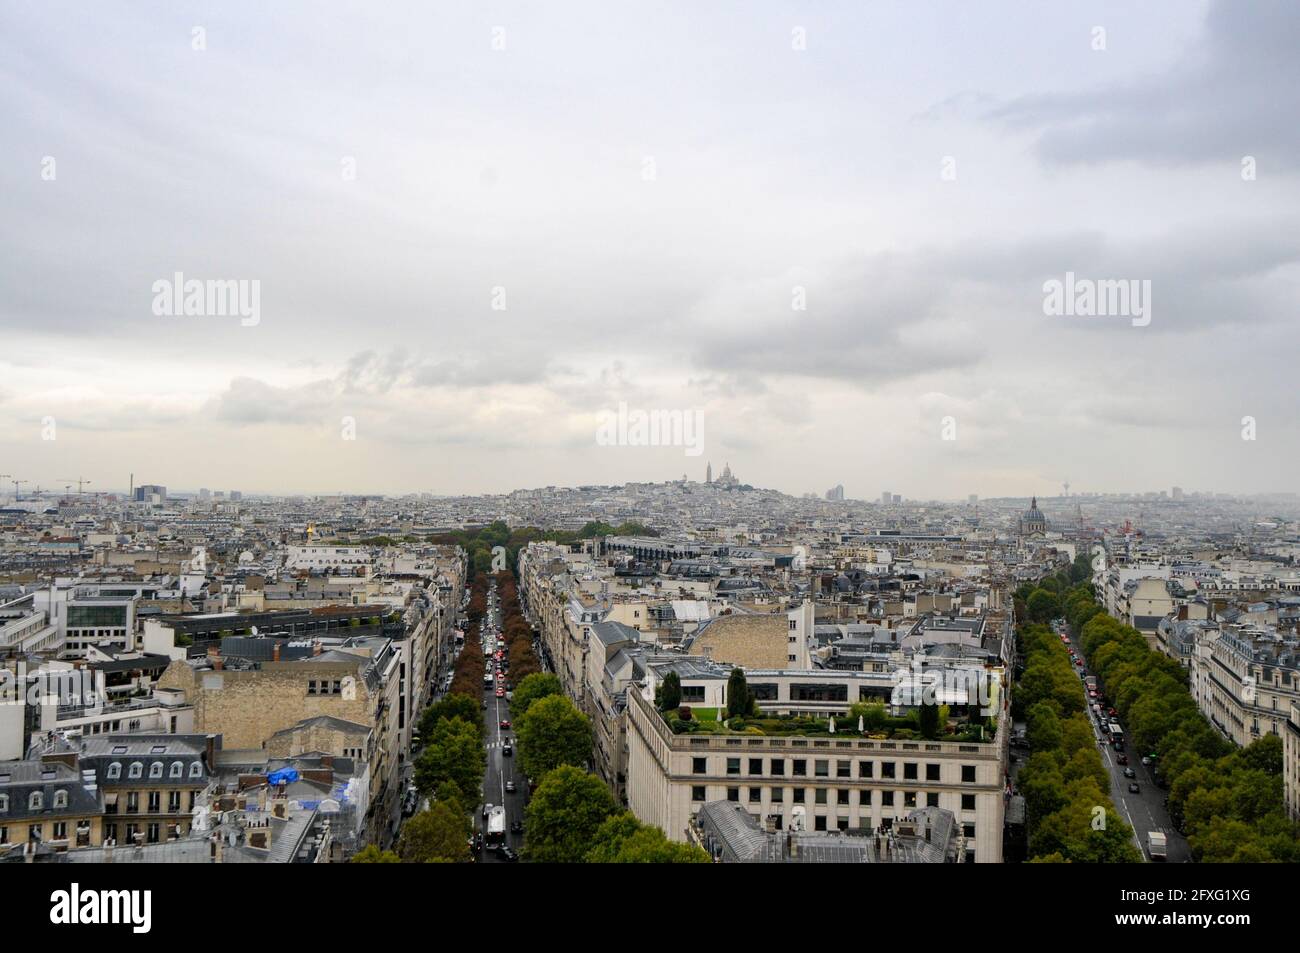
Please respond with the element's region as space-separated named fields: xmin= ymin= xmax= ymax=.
xmin=1059 ymin=624 xmax=1191 ymax=863
xmin=477 ymin=582 xmax=526 ymax=863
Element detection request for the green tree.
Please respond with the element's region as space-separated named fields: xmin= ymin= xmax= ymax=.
xmin=1026 ymin=589 xmax=1060 ymax=624
xmin=523 ymin=764 xmax=618 ymax=863
xmin=418 ymin=692 xmax=483 ymax=741
xmin=584 ymin=812 xmax=710 ymax=863
xmin=350 ymin=844 xmax=400 ymax=863
xmin=726 ymin=667 xmax=753 ymax=719
xmin=918 ymin=703 xmax=941 ymax=740
xmin=398 ymin=802 xmax=472 ymax=863
xmin=511 ymin=672 xmax=562 ymax=719
xmin=414 ymin=716 xmax=485 ymax=797
xmin=659 ymin=671 xmax=682 ymax=712
xmin=516 ymin=694 xmax=593 ymax=780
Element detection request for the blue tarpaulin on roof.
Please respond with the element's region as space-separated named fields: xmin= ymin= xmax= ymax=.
xmin=268 ymin=768 xmax=299 ymax=785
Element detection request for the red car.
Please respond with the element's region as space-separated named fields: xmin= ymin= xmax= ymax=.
xmin=499 ymin=719 xmax=511 ymax=729
xmin=495 ymin=687 xmax=505 ymax=697
xmin=1108 ymin=708 xmax=1118 ymax=717
xmin=1116 ymin=754 xmax=1128 ymax=765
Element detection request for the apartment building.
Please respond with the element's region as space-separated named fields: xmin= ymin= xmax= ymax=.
xmin=0 ymin=760 xmax=102 ymax=856
xmin=625 ymin=689 xmax=1006 ymax=862
xmin=156 ymin=636 xmax=402 ymax=844
xmin=1285 ymin=702 xmax=1300 ymax=821
xmin=1197 ymin=627 xmax=1300 ymax=745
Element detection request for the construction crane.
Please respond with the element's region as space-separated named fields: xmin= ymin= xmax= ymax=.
xmin=11 ymin=478 xmax=27 ymax=500
xmin=59 ymin=477 xmax=91 ymax=497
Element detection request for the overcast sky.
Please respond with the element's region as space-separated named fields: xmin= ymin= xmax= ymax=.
xmin=2 ymin=1 xmax=1297 ymax=500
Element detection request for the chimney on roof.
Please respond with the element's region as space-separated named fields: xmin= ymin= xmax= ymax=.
xmin=313 ymin=640 xmax=322 ymax=656
xmin=271 ymin=641 xmax=281 ymax=662
xmin=208 ymin=645 xmax=223 ymax=671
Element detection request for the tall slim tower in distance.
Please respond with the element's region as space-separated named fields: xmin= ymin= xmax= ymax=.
xmin=705 ymin=462 xmax=712 ymax=484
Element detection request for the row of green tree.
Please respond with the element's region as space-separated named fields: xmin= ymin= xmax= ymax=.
xmin=433 ymin=520 xmax=659 ymax=580
xmin=1063 ymin=584 xmax=1300 ymax=862
xmin=1014 ymin=618 xmax=1141 ymax=862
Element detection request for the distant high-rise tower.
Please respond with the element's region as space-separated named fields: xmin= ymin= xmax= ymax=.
xmin=881 ymin=491 xmax=891 ymax=504
xmin=706 ymin=462 xmax=713 ymax=484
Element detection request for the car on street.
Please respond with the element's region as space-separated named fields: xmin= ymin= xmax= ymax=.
xmin=503 ymin=743 xmax=513 ymax=756
xmin=1128 ymin=782 xmax=1140 ymax=794
xmin=510 ymin=821 xmax=524 ymax=834
xmin=1123 ymin=767 xmax=1136 ymax=778
xmin=482 ymin=802 xmax=493 ymax=819
xmin=499 ymin=719 xmax=511 ymax=729
xmin=1117 ymin=754 xmax=1128 ymax=765
xmin=496 ymin=687 xmax=505 ymax=697
xmin=497 ymin=845 xmax=519 ymax=862
xmin=1141 ymin=756 xmax=1151 ymax=766
xmin=506 ymin=780 xmax=517 ymax=793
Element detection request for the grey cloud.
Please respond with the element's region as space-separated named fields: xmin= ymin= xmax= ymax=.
xmin=989 ymin=1 xmax=1300 ymax=169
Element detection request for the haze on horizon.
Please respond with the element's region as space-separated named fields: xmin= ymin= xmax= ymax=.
xmin=2 ymin=1 xmax=1298 ymax=500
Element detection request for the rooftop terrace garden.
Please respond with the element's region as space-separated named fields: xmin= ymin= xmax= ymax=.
xmin=654 ymin=670 xmax=997 ymax=743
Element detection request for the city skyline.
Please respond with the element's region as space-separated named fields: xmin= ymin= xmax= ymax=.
xmin=4 ymin=1 xmax=1298 ymax=498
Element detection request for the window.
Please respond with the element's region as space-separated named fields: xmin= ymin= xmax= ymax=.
xmin=770 ymin=759 xmax=785 ymax=776
xmin=961 ymin=794 xmax=976 ymax=811
xmin=789 ymin=619 xmax=798 ymax=630
xmin=53 ymin=790 xmax=68 ymax=809
xmin=727 ymin=787 xmax=740 ymax=802
xmin=859 ymin=761 xmax=873 ymax=779
xmin=0 ymin=794 xmax=7 ymax=813
xmin=961 ymin=765 xmax=976 ymax=783
xmin=904 ymin=763 xmax=918 ymax=781
xmin=128 ymin=762 xmax=143 ymax=780
xmin=881 ymin=790 xmax=895 ymax=806
xmin=793 ymin=788 xmax=806 ymax=804
xmin=771 ymin=787 xmax=784 ymax=803
xmin=681 ymin=686 xmax=705 ymax=703
xmin=904 ymin=791 xmax=917 ymax=808
xmin=169 ymin=762 xmax=183 ymax=779
xmin=814 ymin=815 xmax=827 ymax=832
xmin=837 ymin=789 xmax=850 ymax=805
xmin=691 ymin=786 xmax=706 ymax=802
xmin=814 ymin=759 xmax=829 ymax=778
xmin=127 ymin=792 xmax=139 ymax=813
xmin=169 ymin=792 xmax=181 ymax=812
xmin=148 ymin=792 xmax=160 ymax=813
xmin=836 ymin=760 xmax=850 ymax=779
xmin=881 ymin=761 xmax=896 ymax=779
xmin=692 ymin=757 xmax=707 ymax=775
xmin=963 ymin=823 xmax=976 ymax=839
xmin=926 ymin=763 xmax=941 ymax=782
xmin=859 ymin=789 xmax=872 ymax=806
xmin=726 ymin=758 xmax=740 ymax=776
xmin=189 ymin=762 xmax=203 ymax=779
xmin=836 ymin=817 xmax=850 ymax=832
xmin=927 ymin=792 xmax=940 ymax=808
xmin=52 ymin=821 xmax=67 ymax=840
xmin=29 ymin=792 xmax=43 ymax=811
xmin=748 ymin=788 xmax=762 ymax=803
xmin=149 ymin=762 xmax=163 ymax=779
xmin=748 ymin=758 xmax=763 ymax=775
xmin=815 ymin=788 xmax=827 ymax=805
xmin=308 ymin=680 xmax=319 ymax=695
xmin=792 ymin=759 xmax=807 ymax=777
